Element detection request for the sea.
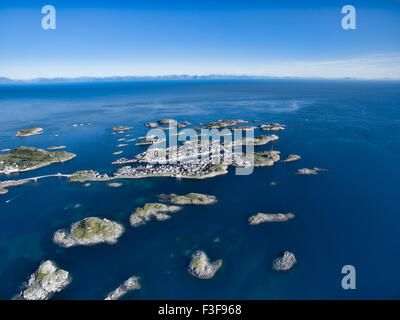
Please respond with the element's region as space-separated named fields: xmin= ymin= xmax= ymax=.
xmin=0 ymin=79 xmax=399 ymax=299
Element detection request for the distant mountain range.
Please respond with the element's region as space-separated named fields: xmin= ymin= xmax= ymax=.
xmin=0 ymin=75 xmax=388 ymax=84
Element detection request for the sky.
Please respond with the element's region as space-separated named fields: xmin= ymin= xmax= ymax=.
xmin=0 ymin=0 xmax=400 ymax=80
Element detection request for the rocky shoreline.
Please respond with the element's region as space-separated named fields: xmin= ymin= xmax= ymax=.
xmin=0 ymin=147 xmax=76 ymax=174
xmin=130 ymin=203 xmax=182 ymax=227
xmin=272 ymin=251 xmax=297 ymax=271
xmin=282 ymin=154 xmax=301 ymax=162
xmin=188 ymin=250 xmax=222 ymax=279
xmin=15 ymin=260 xmax=71 ymax=300
xmin=16 ymin=127 xmax=44 ymax=137
xmin=105 ymin=276 xmax=141 ymax=300
xmin=248 ymin=213 xmax=295 ymax=225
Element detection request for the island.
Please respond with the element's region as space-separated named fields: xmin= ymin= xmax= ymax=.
xmin=188 ymin=250 xmax=222 ymax=279
xmin=259 ymin=123 xmax=286 ymax=131
xmin=177 ymin=121 xmax=190 ymax=128
xmin=15 ymin=260 xmax=71 ymax=300
xmin=105 ymin=276 xmax=141 ymax=300
xmin=272 ymin=251 xmax=297 ymax=271
xmin=0 ymin=147 xmax=76 ymax=174
xmin=129 ymin=203 xmax=182 ymax=227
xmin=202 ymin=119 xmax=248 ymax=129
xmin=53 ymin=217 xmax=124 ymax=247
xmin=248 ymin=213 xmax=295 ymax=225
xmin=47 ymin=146 xmax=67 ymax=150
xmin=157 ymin=119 xmax=176 ymax=125
xmin=296 ymin=167 xmax=328 ymax=175
xmin=282 ymin=154 xmax=301 ymax=162
xmin=162 ymin=193 xmax=217 ymax=205
xmin=113 ymin=126 xmax=133 ymax=131
xmin=107 ymin=182 xmax=123 ymax=188
xmin=145 ymin=122 xmax=158 ymax=128
xmin=16 ymin=127 xmax=44 ymax=137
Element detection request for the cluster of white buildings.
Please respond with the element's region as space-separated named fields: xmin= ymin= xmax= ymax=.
xmin=115 ymin=159 xmax=220 ymax=178
xmin=0 ymin=162 xmax=20 ymax=174
xmin=112 ymin=138 xmax=254 ymax=178
xmin=135 ymin=139 xmax=251 ymax=166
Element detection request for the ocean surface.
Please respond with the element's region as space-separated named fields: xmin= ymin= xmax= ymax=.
xmin=0 ymin=79 xmax=399 ymax=299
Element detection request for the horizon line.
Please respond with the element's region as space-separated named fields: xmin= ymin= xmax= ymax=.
xmin=1 ymin=74 xmax=400 ymax=83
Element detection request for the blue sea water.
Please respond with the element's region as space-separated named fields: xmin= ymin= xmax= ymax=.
xmin=0 ymin=79 xmax=399 ymax=299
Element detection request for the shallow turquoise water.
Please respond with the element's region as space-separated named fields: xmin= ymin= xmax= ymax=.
xmin=0 ymin=79 xmax=399 ymax=299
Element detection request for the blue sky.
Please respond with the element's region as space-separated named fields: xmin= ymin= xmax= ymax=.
xmin=1 ymin=0 xmax=400 ymax=79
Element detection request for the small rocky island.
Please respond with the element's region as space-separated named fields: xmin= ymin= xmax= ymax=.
xmin=113 ymin=126 xmax=133 ymax=131
xmin=202 ymin=119 xmax=248 ymax=129
xmin=157 ymin=119 xmax=176 ymax=125
xmin=272 ymin=251 xmax=297 ymax=271
xmin=130 ymin=203 xmax=182 ymax=227
xmin=53 ymin=217 xmax=124 ymax=247
xmin=282 ymin=154 xmax=301 ymax=162
xmin=145 ymin=122 xmax=158 ymax=128
xmin=16 ymin=127 xmax=44 ymax=137
xmin=248 ymin=213 xmax=295 ymax=225
xmin=188 ymin=250 xmax=222 ymax=279
xmin=161 ymin=193 xmax=217 ymax=205
xmin=296 ymin=167 xmax=328 ymax=175
xmin=105 ymin=276 xmax=141 ymax=300
xmin=259 ymin=123 xmax=286 ymax=131
xmin=0 ymin=147 xmax=76 ymax=174
xmin=47 ymin=146 xmax=67 ymax=150
xmin=107 ymin=182 xmax=123 ymax=188
xmin=15 ymin=260 xmax=71 ymax=300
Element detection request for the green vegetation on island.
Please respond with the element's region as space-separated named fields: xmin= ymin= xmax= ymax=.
xmin=0 ymin=147 xmax=76 ymax=174
xmin=53 ymin=217 xmax=124 ymax=247
xmin=130 ymin=203 xmax=182 ymax=227
xmin=167 ymin=193 xmax=217 ymax=205
xmin=69 ymin=170 xmax=110 ymax=182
